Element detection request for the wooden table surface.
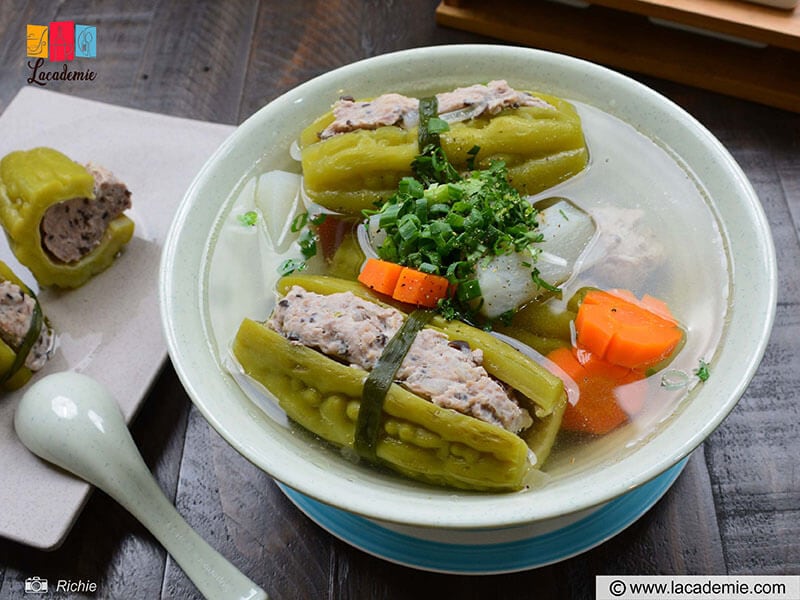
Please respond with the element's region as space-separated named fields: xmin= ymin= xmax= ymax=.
xmin=1 ymin=1 xmax=798 ymax=598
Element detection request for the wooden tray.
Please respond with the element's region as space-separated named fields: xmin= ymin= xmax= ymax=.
xmin=436 ymin=0 xmax=800 ymax=112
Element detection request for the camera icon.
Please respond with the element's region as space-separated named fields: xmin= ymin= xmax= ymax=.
xmin=24 ymin=576 xmax=48 ymax=594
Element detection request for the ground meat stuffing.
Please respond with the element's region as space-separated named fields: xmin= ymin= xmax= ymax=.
xmin=39 ymin=163 xmax=132 ymax=264
xmin=268 ymin=285 xmax=533 ymax=433
xmin=0 ymin=281 xmax=54 ymax=371
xmin=584 ymin=207 xmax=666 ymax=287
xmin=318 ymin=80 xmax=552 ymax=140
xmin=320 ymin=93 xmax=420 ymax=140
xmin=435 ymin=79 xmax=551 ymax=115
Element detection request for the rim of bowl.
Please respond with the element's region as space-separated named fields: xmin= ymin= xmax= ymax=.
xmin=160 ymin=44 xmax=777 ymax=529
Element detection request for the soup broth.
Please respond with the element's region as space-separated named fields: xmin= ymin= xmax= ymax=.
xmin=204 ymin=98 xmax=730 ymax=485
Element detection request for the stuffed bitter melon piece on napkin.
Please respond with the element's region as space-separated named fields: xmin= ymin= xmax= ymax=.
xmin=0 ymin=261 xmax=54 ymax=391
xmin=0 ymin=147 xmax=134 ymax=289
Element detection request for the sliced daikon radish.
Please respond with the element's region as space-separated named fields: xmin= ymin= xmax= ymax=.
xmin=255 ymin=170 xmax=303 ymax=252
xmin=477 ymin=250 xmax=539 ymax=318
xmin=533 ymin=198 xmax=596 ymax=285
xmin=477 ymin=199 xmax=595 ymax=318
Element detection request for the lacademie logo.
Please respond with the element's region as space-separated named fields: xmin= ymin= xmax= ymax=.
xmin=26 ymin=21 xmax=97 ymax=86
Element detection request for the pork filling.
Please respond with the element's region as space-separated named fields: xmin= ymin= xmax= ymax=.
xmin=0 ymin=281 xmax=54 ymax=371
xmin=268 ymin=285 xmax=533 ymax=433
xmin=40 ymin=163 xmax=132 ymax=264
xmin=319 ymin=80 xmax=553 ymax=140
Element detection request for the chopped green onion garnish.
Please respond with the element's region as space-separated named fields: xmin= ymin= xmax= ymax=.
xmin=397 ymin=214 xmax=420 ymax=241
xmin=291 ymin=213 xmax=308 ymax=233
xmin=309 ymin=212 xmax=327 ymax=226
xmin=427 ymin=116 xmax=450 ymax=135
xmin=417 ymin=262 xmax=438 ymax=274
xmin=456 ymin=279 xmax=482 ymax=302
xmin=379 ymin=203 xmax=402 ymax=228
xmin=291 ymin=212 xmax=308 ymax=232
xmin=278 ymin=258 xmax=307 ymax=276
xmin=298 ymin=229 xmax=317 ymax=259
xmin=367 ymin=110 xmax=543 ymax=321
xmin=532 ymin=269 xmax=560 ymax=293
xmin=238 ymin=211 xmax=258 ymax=226
xmin=695 ymin=359 xmax=710 ymax=382
xmin=417 ymin=97 xmax=440 ymax=151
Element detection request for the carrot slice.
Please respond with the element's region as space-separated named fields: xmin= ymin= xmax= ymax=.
xmin=575 ymin=290 xmax=683 ymax=370
xmin=357 ymin=259 xmax=450 ymax=307
xmin=607 ymin=289 xmax=677 ymax=325
xmin=357 ymin=258 xmax=404 ymax=295
xmin=392 ymin=267 xmax=450 ymax=308
xmin=548 ymin=347 xmax=644 ymax=435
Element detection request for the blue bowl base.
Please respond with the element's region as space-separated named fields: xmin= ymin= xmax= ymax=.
xmin=279 ymin=458 xmax=688 ymax=574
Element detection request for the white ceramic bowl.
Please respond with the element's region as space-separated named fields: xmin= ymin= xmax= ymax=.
xmin=160 ymin=45 xmax=776 ymax=530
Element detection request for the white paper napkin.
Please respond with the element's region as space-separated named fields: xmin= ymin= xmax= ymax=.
xmin=0 ymin=87 xmax=235 ymax=549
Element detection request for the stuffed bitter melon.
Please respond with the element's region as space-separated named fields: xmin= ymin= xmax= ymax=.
xmin=0 ymin=147 xmax=134 ymax=288
xmin=299 ymin=81 xmax=588 ymax=214
xmin=0 ymin=261 xmax=53 ymax=391
xmin=232 ymin=274 xmax=567 ymax=491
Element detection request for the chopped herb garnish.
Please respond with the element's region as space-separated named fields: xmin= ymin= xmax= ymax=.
xmin=309 ymin=212 xmax=327 ymax=226
xmin=291 ymin=212 xmax=308 ymax=232
xmin=497 ymin=309 xmax=515 ymax=327
xmin=365 ymin=151 xmax=543 ymax=320
xmin=413 ymin=95 xmax=460 ymax=185
xmin=278 ymin=258 xmax=307 ymax=276
xmin=426 ymin=116 xmax=450 ymax=135
xmin=298 ymin=228 xmax=318 ymax=259
xmin=532 ymin=268 xmax=561 ymax=294
xmin=413 ymin=145 xmax=460 ymax=185
xmin=286 ymin=95 xmax=545 ymax=320
xmin=238 ymin=211 xmax=258 ymax=226
xmin=694 ymin=359 xmax=710 ymax=382
xmin=417 ymin=96 xmax=441 ymax=151
xmin=275 ymin=212 xmax=324 ymax=277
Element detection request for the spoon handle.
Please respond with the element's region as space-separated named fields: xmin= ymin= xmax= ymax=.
xmin=14 ymin=372 xmax=267 ymax=600
xmin=103 ymin=453 xmax=266 ymax=600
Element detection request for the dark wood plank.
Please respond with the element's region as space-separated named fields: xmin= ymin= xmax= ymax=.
xmin=2 ymin=0 xmax=257 ymax=123
xmin=237 ymin=0 xmax=492 ymax=121
xmin=162 ymin=408 xmax=334 ymax=600
xmin=0 ymin=0 xmax=58 ymax=109
xmin=681 ymin=92 xmax=800 ymax=574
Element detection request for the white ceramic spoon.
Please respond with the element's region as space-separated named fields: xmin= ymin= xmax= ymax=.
xmin=14 ymin=372 xmax=268 ymax=600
